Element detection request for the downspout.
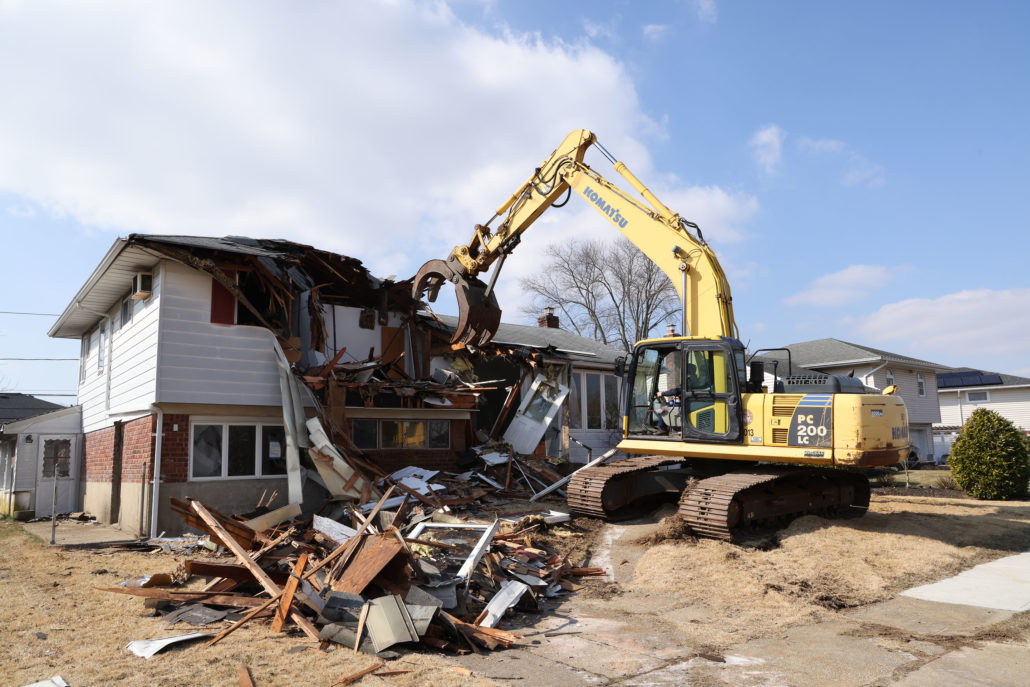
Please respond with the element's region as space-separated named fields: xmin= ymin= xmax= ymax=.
xmin=864 ymin=361 xmax=888 ymax=388
xmin=149 ymin=406 xmax=163 ymax=538
xmin=149 ymin=263 xmax=166 ymax=539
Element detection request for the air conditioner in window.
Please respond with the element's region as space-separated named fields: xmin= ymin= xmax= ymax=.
xmin=131 ymin=272 xmax=153 ymax=300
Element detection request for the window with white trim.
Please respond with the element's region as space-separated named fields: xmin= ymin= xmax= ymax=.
xmin=351 ymin=419 xmax=449 ymax=450
xmin=967 ymin=391 xmax=990 ymax=403
xmin=97 ymin=326 xmax=106 ymax=374
xmin=79 ymin=334 xmax=89 ymax=383
xmin=568 ymin=371 xmax=621 ymax=430
xmin=885 ymin=368 xmax=894 ymax=387
xmin=190 ymin=420 xmax=287 ymax=479
xmin=917 ymin=373 xmax=926 ymax=397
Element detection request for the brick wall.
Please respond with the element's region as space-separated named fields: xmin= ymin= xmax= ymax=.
xmin=159 ymin=414 xmax=190 ymax=483
xmin=121 ymin=415 xmax=155 ymax=483
xmin=83 ymin=426 xmax=115 ymax=482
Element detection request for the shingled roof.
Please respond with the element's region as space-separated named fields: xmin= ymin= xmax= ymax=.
xmin=783 ymin=338 xmax=949 ymax=371
xmin=0 ymin=393 xmax=64 ymax=426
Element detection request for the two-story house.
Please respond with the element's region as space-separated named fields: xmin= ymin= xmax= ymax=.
xmin=49 ymin=234 xmax=626 ymax=538
xmin=775 ymin=339 xmax=949 ymax=463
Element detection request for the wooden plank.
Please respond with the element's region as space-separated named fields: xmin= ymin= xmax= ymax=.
xmin=331 ymin=534 xmax=404 ymax=595
xmin=272 ymin=553 xmax=307 ymax=633
xmin=186 ymin=561 xmax=289 ymax=585
xmin=242 ymin=503 xmax=302 ymax=533
xmin=191 ymin=501 xmax=320 ymax=641
xmin=96 ymin=587 xmax=270 ymax=608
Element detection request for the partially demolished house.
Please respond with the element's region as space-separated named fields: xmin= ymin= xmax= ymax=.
xmin=49 ymin=235 xmax=624 ymax=537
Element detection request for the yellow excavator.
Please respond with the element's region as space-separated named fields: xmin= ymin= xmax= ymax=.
xmin=414 ymin=130 xmax=909 ymax=540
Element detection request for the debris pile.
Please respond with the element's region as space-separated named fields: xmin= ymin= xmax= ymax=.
xmin=101 ymin=468 xmax=605 ymax=662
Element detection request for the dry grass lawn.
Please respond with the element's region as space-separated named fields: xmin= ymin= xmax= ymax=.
xmin=0 ymin=521 xmax=493 ymax=687
xmin=627 ymin=494 xmax=1030 ymax=648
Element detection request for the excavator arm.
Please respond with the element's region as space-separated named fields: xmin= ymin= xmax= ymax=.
xmin=413 ymin=129 xmax=739 ymax=345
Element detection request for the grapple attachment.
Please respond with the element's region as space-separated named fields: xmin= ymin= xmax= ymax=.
xmin=413 ymin=258 xmax=502 ymax=346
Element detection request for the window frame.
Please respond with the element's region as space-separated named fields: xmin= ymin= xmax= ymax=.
xmin=567 ymin=369 xmax=622 ymax=431
xmin=885 ymin=368 xmax=895 ymax=387
xmin=97 ymin=325 xmax=106 ymax=375
xmin=966 ymin=390 xmax=990 ymax=403
xmin=188 ymin=418 xmax=288 ymax=481
xmin=349 ymin=418 xmax=450 ymax=450
xmin=917 ymin=372 xmax=926 ymax=397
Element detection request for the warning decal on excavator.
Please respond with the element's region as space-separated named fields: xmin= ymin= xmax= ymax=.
xmin=789 ymin=394 xmax=833 ymax=448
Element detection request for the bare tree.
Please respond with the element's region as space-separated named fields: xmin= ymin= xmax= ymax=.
xmin=521 ymin=237 xmax=681 ymax=351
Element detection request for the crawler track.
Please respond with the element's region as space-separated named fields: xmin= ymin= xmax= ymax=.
xmin=679 ymin=467 xmax=870 ymax=540
xmin=567 ymin=456 xmax=686 ymax=518
xmin=567 ymin=458 xmax=871 ymax=541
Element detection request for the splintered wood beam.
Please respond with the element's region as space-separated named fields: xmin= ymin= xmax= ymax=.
xmin=272 ymin=553 xmax=308 ymax=633
xmin=190 ymin=501 xmax=319 ymax=641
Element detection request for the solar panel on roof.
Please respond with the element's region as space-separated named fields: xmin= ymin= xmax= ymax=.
xmin=937 ymin=371 xmax=1002 ymax=388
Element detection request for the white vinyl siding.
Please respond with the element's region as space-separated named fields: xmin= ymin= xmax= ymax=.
xmin=938 ymin=386 xmax=1030 ymax=429
xmin=78 ymin=268 xmax=161 ymax=433
xmin=156 ymin=261 xmax=282 ymax=406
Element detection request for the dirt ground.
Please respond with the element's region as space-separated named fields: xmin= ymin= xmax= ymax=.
xmin=4 ymin=491 xmax=1030 ymax=686
xmin=0 ymin=522 xmax=491 ymax=687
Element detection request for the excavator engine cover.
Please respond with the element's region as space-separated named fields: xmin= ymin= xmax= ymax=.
xmin=413 ymin=258 xmax=501 ymax=346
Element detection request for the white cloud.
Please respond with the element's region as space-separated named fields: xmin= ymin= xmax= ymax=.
xmin=0 ymin=1 xmax=756 ymax=325
xmin=799 ymin=137 xmax=884 ymax=188
xmin=583 ymin=18 xmax=617 ymax=40
xmin=691 ymin=0 xmax=718 ymax=24
xmin=851 ymin=288 xmax=1030 ymax=362
xmin=786 ymin=264 xmax=898 ymax=306
xmin=642 ymin=24 xmax=670 ymax=42
xmin=749 ymin=124 xmax=786 ymax=175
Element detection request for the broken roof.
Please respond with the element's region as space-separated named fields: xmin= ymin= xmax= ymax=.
xmin=50 ymin=234 xmax=415 ymax=339
xmin=781 ymin=338 xmax=949 ymax=372
xmin=0 ymin=393 xmax=65 ymax=425
xmin=425 ymin=314 xmax=624 ymax=366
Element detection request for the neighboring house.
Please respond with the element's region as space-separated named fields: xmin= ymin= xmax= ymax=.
xmin=934 ymin=368 xmax=1030 ymax=458
xmin=429 ymin=310 xmax=625 ymax=463
xmin=772 ymin=339 xmax=948 ymax=463
xmin=0 ymin=394 xmax=77 ymax=518
xmin=0 ymin=405 xmax=82 ymax=519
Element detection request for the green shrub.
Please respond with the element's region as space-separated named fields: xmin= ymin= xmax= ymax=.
xmin=949 ymin=408 xmax=1030 ymax=500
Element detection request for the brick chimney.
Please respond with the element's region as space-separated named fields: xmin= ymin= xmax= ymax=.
xmin=537 ymin=306 xmax=560 ymax=329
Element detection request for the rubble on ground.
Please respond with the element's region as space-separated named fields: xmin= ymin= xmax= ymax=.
xmin=97 ymin=454 xmax=609 ymax=667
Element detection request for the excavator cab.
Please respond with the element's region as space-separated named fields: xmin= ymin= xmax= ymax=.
xmin=625 ymin=338 xmax=745 ymax=444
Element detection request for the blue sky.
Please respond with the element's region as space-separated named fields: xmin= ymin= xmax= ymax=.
xmin=1 ymin=0 xmax=1028 ymax=404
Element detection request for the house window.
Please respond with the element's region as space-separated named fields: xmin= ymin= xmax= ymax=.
xmin=885 ymin=368 xmax=894 ymax=387
xmin=97 ymin=326 xmax=106 ymax=374
xmin=42 ymin=439 xmax=71 ymax=479
xmin=120 ymin=296 xmax=134 ymax=329
xmin=967 ymin=391 xmax=989 ymax=403
xmin=352 ymin=419 xmax=379 ymax=449
xmin=568 ymin=371 xmax=621 ymax=431
xmin=380 ymin=420 xmax=449 ymax=449
xmin=79 ymin=335 xmax=89 ymax=383
xmin=917 ymin=373 xmax=926 ymax=397
xmin=190 ymin=421 xmax=286 ymax=479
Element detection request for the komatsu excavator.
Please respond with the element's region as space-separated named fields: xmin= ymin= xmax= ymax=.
xmin=413 ymin=130 xmax=909 ymax=540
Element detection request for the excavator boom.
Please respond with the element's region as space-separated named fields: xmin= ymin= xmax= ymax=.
xmin=413 ymin=129 xmax=738 ymax=345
